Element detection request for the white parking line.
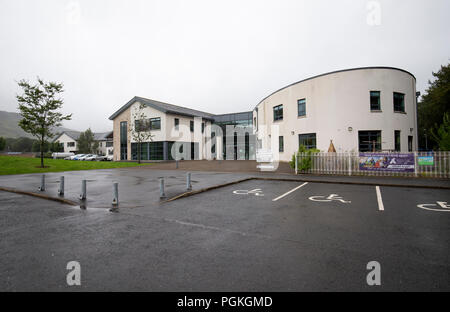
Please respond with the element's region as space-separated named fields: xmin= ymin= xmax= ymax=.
xmin=376 ymin=186 xmax=384 ymax=211
xmin=272 ymin=182 xmax=308 ymax=202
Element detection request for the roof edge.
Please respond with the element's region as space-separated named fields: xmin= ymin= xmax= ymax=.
xmin=254 ymin=66 xmax=416 ymax=110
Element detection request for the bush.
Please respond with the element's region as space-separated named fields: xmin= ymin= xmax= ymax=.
xmin=289 ymin=145 xmax=320 ymax=172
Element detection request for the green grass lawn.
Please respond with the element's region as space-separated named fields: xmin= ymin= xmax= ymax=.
xmin=0 ymin=156 xmax=152 ymax=175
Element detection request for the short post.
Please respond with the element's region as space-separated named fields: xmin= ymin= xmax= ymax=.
xmin=80 ymin=179 xmax=87 ymax=200
xmin=348 ymin=154 xmax=352 ymax=176
xmin=112 ymin=182 xmax=119 ymax=207
xmin=186 ymin=172 xmax=192 ymax=191
xmin=159 ymin=178 xmax=166 ymax=199
xmin=58 ymin=176 xmax=64 ymax=196
xmin=295 ymin=153 xmax=298 ymax=175
xmin=38 ymin=175 xmax=45 ymax=191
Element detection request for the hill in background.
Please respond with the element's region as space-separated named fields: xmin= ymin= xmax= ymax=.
xmin=0 ymin=110 xmax=77 ymax=138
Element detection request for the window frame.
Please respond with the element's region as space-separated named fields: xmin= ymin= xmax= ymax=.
xmin=150 ymin=117 xmax=161 ymax=130
xmin=298 ymin=133 xmax=317 ymax=150
xmin=297 ymin=98 xmax=306 ymax=117
xmin=273 ymin=104 xmax=283 ymax=121
xmin=174 ymin=118 xmax=179 ymax=131
xmin=190 ymin=120 xmax=194 ymax=132
xmin=358 ymin=130 xmax=382 ymax=152
xmin=394 ymin=130 xmax=401 ymax=152
xmin=279 ymin=136 xmax=284 ymax=152
xmin=370 ymin=91 xmax=381 ymax=111
xmin=393 ymin=92 xmax=405 ymax=113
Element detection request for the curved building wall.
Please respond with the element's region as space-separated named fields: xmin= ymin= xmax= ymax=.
xmin=253 ymin=67 xmax=418 ymax=162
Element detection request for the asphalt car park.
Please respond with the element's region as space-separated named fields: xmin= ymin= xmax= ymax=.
xmin=0 ymin=175 xmax=449 ymax=291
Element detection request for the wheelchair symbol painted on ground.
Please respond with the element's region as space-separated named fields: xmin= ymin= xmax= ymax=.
xmin=417 ymin=201 xmax=450 ymax=212
xmin=308 ymin=194 xmax=351 ymax=204
xmin=233 ymin=188 xmax=264 ymax=196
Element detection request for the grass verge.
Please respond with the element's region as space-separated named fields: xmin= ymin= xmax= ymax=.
xmin=0 ymin=155 xmax=152 ymax=175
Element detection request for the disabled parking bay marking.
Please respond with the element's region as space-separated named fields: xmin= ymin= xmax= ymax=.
xmin=233 ymin=188 xmax=264 ymax=196
xmin=417 ymin=201 xmax=450 ymax=212
xmin=308 ymin=193 xmax=351 ymax=204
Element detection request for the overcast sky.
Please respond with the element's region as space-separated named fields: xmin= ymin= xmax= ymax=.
xmin=0 ymin=0 xmax=449 ymax=132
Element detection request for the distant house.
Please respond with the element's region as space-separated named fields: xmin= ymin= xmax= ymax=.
xmin=53 ymin=131 xmax=113 ymax=155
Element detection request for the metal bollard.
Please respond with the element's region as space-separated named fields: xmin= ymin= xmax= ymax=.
xmin=58 ymin=176 xmax=64 ymax=196
xmin=38 ymin=175 xmax=45 ymax=191
xmin=112 ymin=182 xmax=119 ymax=206
xmin=159 ymin=178 xmax=166 ymax=199
xmin=79 ymin=179 xmax=87 ymax=200
xmin=186 ymin=172 xmax=192 ymax=191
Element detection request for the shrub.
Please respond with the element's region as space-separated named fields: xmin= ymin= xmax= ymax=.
xmin=289 ymin=145 xmax=320 ymax=172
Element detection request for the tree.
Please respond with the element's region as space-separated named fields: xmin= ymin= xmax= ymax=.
xmin=431 ymin=113 xmax=450 ymax=151
xmin=0 ymin=137 xmax=5 ymax=151
xmin=16 ymin=78 xmax=72 ymax=167
xmin=77 ymin=128 xmax=98 ymax=154
xmin=129 ymin=103 xmax=154 ymax=163
xmin=417 ymin=63 xmax=450 ymax=150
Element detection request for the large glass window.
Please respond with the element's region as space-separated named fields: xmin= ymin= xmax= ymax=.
xmin=279 ymin=136 xmax=284 ymax=152
xmin=273 ymin=105 xmax=283 ymax=121
xmin=358 ymin=130 xmax=381 ymax=152
xmin=298 ymin=133 xmax=316 ymax=150
xmin=370 ymin=91 xmax=381 ymax=111
xmin=394 ymin=130 xmax=401 ymax=152
xmin=298 ymin=99 xmax=306 ymax=117
xmin=120 ymin=121 xmax=128 ymax=160
xmin=149 ymin=142 xmax=164 ymax=160
xmin=393 ymin=92 xmax=405 ymax=112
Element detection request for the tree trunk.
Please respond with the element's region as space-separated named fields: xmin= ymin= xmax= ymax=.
xmin=138 ymin=141 xmax=141 ymax=164
xmin=40 ymin=135 xmax=44 ymax=168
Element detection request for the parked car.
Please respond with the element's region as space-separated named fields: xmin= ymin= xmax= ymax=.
xmin=78 ymin=154 xmax=95 ymax=161
xmin=71 ymin=154 xmax=86 ymax=160
xmin=106 ymin=155 xmax=114 ymax=161
xmin=84 ymin=154 xmax=100 ymax=161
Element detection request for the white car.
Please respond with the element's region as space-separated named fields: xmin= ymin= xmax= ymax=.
xmin=80 ymin=154 xmax=97 ymax=161
xmin=82 ymin=154 xmax=98 ymax=161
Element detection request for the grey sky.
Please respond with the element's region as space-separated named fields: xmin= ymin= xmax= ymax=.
xmin=0 ymin=0 xmax=449 ymax=132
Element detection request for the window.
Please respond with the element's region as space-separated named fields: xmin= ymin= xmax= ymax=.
xmin=394 ymin=130 xmax=401 ymax=151
xmin=67 ymin=142 xmax=75 ymax=147
xmin=135 ymin=119 xmax=150 ymax=132
xmin=358 ymin=130 xmax=381 ymax=152
xmin=408 ymin=136 xmax=413 ymax=152
xmin=174 ymin=118 xmax=179 ymax=130
xmin=370 ymin=91 xmax=381 ymax=111
xmin=190 ymin=120 xmax=194 ymax=132
xmin=393 ymin=92 xmax=405 ymax=112
xmin=106 ymin=141 xmax=113 ymax=147
xmin=279 ymin=136 xmax=284 ymax=152
xmin=120 ymin=121 xmax=128 ymax=160
xmin=150 ymin=117 xmax=161 ymax=130
xmin=273 ymin=104 xmax=283 ymax=121
xmin=298 ymin=99 xmax=306 ymax=117
xmin=149 ymin=142 xmax=164 ymax=160
xmin=298 ymin=133 xmax=316 ymax=150
xmin=202 ymin=122 xmax=205 ymax=133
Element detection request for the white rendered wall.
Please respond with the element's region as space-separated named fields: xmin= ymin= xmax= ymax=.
xmin=254 ymin=68 xmax=418 ymax=162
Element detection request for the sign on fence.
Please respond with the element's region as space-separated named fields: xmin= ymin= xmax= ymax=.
xmin=359 ymin=153 xmax=415 ymax=172
xmin=418 ymin=156 xmax=434 ymax=166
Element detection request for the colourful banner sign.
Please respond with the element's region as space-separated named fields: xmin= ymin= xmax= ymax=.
xmin=359 ymin=153 xmax=415 ymax=172
xmin=418 ymin=156 xmax=434 ymax=166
